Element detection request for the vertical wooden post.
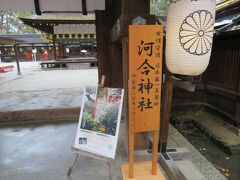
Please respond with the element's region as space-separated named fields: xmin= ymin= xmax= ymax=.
xmin=152 ymin=130 xmax=159 ymax=175
xmin=95 ymin=10 xmax=109 ymax=85
xmin=235 ymin=77 xmax=240 ymax=123
xmin=91 ymin=44 xmax=94 ymax=53
xmin=122 ymin=37 xmax=130 ymax=153
xmin=0 ymin=45 xmax=3 ymax=63
xmin=160 ymin=69 xmax=174 ymax=153
xmin=53 ymin=34 xmax=57 ymax=60
xmin=58 ymin=43 xmax=62 ymax=58
xmin=129 ymin=132 xmax=134 ymax=178
xmin=14 ymin=44 xmax=21 ymax=75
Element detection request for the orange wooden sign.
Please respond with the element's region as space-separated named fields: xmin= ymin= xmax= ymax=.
xmin=129 ymin=25 xmax=163 ymax=133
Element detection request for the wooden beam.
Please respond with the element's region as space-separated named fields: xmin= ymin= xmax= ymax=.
xmin=19 ymin=17 xmax=95 ymax=34
xmin=159 ymin=153 xmax=187 ymax=180
xmin=34 ymin=0 xmax=41 ymax=15
xmin=133 ymin=147 xmax=192 ymax=162
xmin=205 ymin=84 xmax=239 ymax=101
xmin=172 ymin=77 xmax=195 ymax=92
xmin=82 ymin=0 xmax=87 ymax=15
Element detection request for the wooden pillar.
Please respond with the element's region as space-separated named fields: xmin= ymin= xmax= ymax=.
xmin=79 ymin=42 xmax=81 ymax=55
xmin=62 ymin=44 xmax=65 ymax=57
xmin=53 ymin=34 xmax=57 ymax=60
xmin=122 ymin=37 xmax=129 ymax=152
xmin=59 ymin=43 xmax=62 ymax=58
xmin=160 ymin=69 xmax=174 ymax=152
xmin=235 ymin=77 xmax=240 ymax=123
xmin=14 ymin=44 xmax=21 ymax=75
xmin=121 ymin=0 xmax=150 ymax=14
xmin=109 ymin=44 xmax=123 ymax=88
xmin=95 ymin=10 xmax=109 ymax=85
xmin=0 ymin=45 xmax=3 ymax=63
xmin=96 ymin=9 xmax=123 ymax=88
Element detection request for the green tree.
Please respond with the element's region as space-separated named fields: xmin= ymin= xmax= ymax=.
xmin=0 ymin=11 xmax=37 ymax=34
xmin=150 ymin=0 xmax=170 ymax=16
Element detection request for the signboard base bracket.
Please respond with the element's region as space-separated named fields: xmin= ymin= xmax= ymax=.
xmin=67 ymin=147 xmax=112 ymax=179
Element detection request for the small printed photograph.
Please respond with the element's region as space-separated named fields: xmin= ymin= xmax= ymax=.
xmin=80 ymin=86 xmax=123 ymax=136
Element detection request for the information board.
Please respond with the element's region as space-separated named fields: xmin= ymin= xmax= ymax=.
xmin=129 ymin=25 xmax=163 ymax=132
xmin=74 ymin=86 xmax=124 ymax=159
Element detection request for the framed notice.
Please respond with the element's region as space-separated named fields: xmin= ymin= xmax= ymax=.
xmin=129 ymin=25 xmax=163 ymax=133
xmin=74 ymin=86 xmax=124 ymax=159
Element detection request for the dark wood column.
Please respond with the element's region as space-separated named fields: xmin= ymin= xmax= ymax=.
xmin=235 ymin=77 xmax=240 ymax=123
xmin=95 ymin=13 xmax=123 ymax=87
xmin=121 ymin=0 xmax=150 ymax=14
xmin=121 ymin=37 xmax=129 ymax=151
xmin=14 ymin=44 xmax=21 ymax=75
xmin=53 ymin=34 xmax=57 ymax=60
xmin=0 ymin=45 xmax=3 ymax=62
xmin=160 ymin=69 xmax=174 ymax=152
xmin=95 ymin=10 xmax=109 ymax=86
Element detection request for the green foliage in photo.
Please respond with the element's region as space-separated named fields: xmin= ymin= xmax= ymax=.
xmin=81 ymin=111 xmax=95 ymax=130
xmin=97 ymin=106 xmax=118 ymax=136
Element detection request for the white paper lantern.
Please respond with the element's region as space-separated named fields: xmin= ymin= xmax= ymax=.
xmin=166 ymin=0 xmax=216 ymax=76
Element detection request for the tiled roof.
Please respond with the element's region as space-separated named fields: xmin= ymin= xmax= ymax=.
xmin=0 ymin=34 xmax=49 ymax=44
xmin=21 ymin=13 xmax=95 ymax=21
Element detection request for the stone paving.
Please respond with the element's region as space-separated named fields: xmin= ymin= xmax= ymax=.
xmin=0 ymin=62 xmax=98 ymax=111
xmin=0 ymin=61 xmax=226 ymax=180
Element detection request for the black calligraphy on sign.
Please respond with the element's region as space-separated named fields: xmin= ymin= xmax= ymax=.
xmin=153 ymin=30 xmax=162 ymax=107
xmin=137 ymin=59 xmax=155 ymax=75
xmin=131 ymin=73 xmax=137 ymax=129
xmin=138 ymin=97 xmax=153 ymax=112
xmin=138 ymin=78 xmax=153 ymax=94
xmin=129 ymin=26 xmax=163 ymax=131
xmin=135 ymin=36 xmax=161 ymax=112
xmin=138 ymin=40 xmax=155 ymax=57
xmin=130 ymin=28 xmax=162 ymax=115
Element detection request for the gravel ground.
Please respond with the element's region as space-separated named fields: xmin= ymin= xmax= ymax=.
xmin=0 ymin=62 xmax=98 ymax=111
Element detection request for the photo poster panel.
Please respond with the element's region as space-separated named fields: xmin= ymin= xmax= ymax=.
xmin=74 ymin=86 xmax=124 ymax=159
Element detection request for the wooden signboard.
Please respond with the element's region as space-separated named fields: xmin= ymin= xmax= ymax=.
xmin=129 ymin=25 xmax=163 ymax=132
xmin=128 ymin=25 xmax=163 ymax=178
